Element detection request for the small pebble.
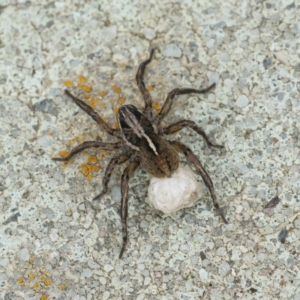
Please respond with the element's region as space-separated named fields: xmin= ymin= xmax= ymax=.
xmin=236 ymin=95 xmax=249 ymax=107
xmin=18 ymin=248 xmax=30 ymax=261
xmin=163 ymin=44 xmax=182 ymax=57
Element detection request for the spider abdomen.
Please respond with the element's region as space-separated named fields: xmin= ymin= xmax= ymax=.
xmin=140 ymin=134 xmax=179 ymax=178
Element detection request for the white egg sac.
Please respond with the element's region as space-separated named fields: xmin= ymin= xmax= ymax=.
xmin=148 ymin=166 xmax=203 ymax=214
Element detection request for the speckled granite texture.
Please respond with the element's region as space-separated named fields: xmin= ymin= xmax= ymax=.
xmin=1 ymin=0 xmax=300 ymax=299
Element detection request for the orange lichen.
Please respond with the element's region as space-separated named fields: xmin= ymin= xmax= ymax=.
xmin=78 ymin=75 xmax=88 ymax=84
xmin=33 ymin=283 xmax=40 ymax=290
xmin=98 ymin=90 xmax=107 ymax=96
xmin=58 ymin=151 xmax=69 ymax=158
xmin=81 ymin=164 xmax=100 ymax=177
xmin=62 ymin=160 xmax=72 ymax=168
xmin=83 ymin=93 xmax=90 ymax=99
xmin=88 ymin=96 xmax=97 ymax=110
xmin=147 ymin=85 xmax=154 ymax=91
xmin=81 ymin=164 xmax=90 ymax=176
xmin=64 ymin=80 xmax=73 ymax=87
xmin=78 ymin=84 xmax=92 ymax=93
xmin=40 ymin=275 xmax=47 ymax=281
xmin=113 ymin=122 xmax=119 ymax=129
xmin=90 ymin=165 xmax=100 ymax=172
xmin=17 ymin=278 xmax=24 ymax=284
xmin=103 ymin=151 xmax=109 ymax=157
xmin=28 ymin=272 xmax=35 ymax=280
xmin=113 ymin=107 xmax=119 ymax=114
xmin=44 ymin=279 xmax=52 ymax=286
xmin=87 ymin=173 xmax=94 ymax=180
xmin=153 ymin=101 xmax=161 ymax=114
xmin=41 ymin=295 xmax=48 ymax=300
xmin=118 ymin=97 xmax=126 ymax=105
xmin=112 ymin=84 xmax=121 ymax=93
xmin=87 ymin=155 xmax=97 ymax=164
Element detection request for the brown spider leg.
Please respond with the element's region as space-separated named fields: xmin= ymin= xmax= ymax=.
xmin=65 ymin=90 xmax=118 ymax=137
xmin=119 ymin=160 xmax=140 ymax=259
xmin=136 ymin=49 xmax=155 ymax=116
xmin=163 ymin=120 xmax=223 ymax=149
xmin=156 ymin=83 xmax=216 ymax=124
xmin=170 ymin=141 xmax=228 ymax=224
xmin=52 ymin=141 xmax=121 ymax=161
xmin=93 ymin=152 xmax=131 ymax=201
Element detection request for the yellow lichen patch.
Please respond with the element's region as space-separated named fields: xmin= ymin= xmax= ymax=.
xmin=118 ymin=97 xmax=126 ymax=105
xmin=98 ymin=90 xmax=107 ymax=96
xmin=113 ymin=122 xmax=119 ymax=129
xmin=69 ymin=133 xmax=89 ymax=146
xmin=78 ymin=84 xmax=92 ymax=93
xmin=44 ymin=271 xmax=51 ymax=277
xmin=64 ymin=80 xmax=73 ymax=87
xmin=33 ymin=283 xmax=41 ymax=290
xmin=81 ymin=164 xmax=90 ymax=176
xmin=40 ymin=275 xmax=47 ymax=281
xmin=48 ymin=132 xmax=53 ymax=136
xmin=83 ymin=93 xmax=90 ymax=100
xmin=153 ymin=101 xmax=161 ymax=114
xmin=91 ymin=165 xmax=100 ymax=172
xmin=147 ymin=85 xmax=154 ymax=91
xmin=119 ymin=63 xmax=126 ymax=68
xmin=17 ymin=277 xmax=24 ymax=284
xmin=44 ymin=279 xmax=52 ymax=286
xmin=58 ymin=150 xmax=69 ymax=158
xmin=86 ymin=173 xmax=94 ymax=180
xmin=28 ymin=272 xmax=35 ymax=280
xmin=88 ymin=96 xmax=97 ymax=110
xmin=81 ymin=164 xmax=100 ymax=177
xmin=113 ymin=107 xmax=119 ymax=114
xmin=62 ymin=160 xmax=72 ymax=168
xmin=41 ymin=295 xmax=48 ymax=300
xmin=103 ymin=151 xmax=109 ymax=157
xmin=87 ymin=155 xmax=97 ymax=164
xmin=112 ymin=84 xmax=121 ymax=93
xmin=29 ymin=256 xmax=35 ymax=262
xmin=78 ymin=75 xmax=88 ymax=84
xmin=58 ymin=284 xmax=64 ymax=290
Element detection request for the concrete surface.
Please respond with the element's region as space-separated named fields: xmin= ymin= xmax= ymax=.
xmin=0 ymin=0 xmax=300 ymax=299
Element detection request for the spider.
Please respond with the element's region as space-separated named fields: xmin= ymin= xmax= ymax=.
xmin=53 ymin=49 xmax=228 ymax=258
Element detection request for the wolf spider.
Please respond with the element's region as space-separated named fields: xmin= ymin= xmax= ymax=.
xmin=53 ymin=49 xmax=227 ymax=258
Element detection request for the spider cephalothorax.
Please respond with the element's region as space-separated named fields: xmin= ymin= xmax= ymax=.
xmin=53 ymin=49 xmax=227 ymax=258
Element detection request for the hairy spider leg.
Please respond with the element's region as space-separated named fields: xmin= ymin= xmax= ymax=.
xmin=156 ymin=83 xmax=216 ymax=124
xmin=65 ymin=90 xmax=118 ymax=137
xmin=52 ymin=141 xmax=121 ymax=161
xmin=119 ymin=160 xmax=140 ymax=258
xmin=170 ymin=141 xmax=228 ymax=224
xmin=163 ymin=120 xmax=224 ymax=149
xmin=93 ymin=152 xmax=131 ymax=201
xmin=136 ymin=49 xmax=155 ymax=117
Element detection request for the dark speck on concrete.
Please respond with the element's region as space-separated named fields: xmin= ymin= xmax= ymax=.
xmin=278 ymin=228 xmax=288 ymax=243
xmin=263 ymin=58 xmax=272 ymax=69
xmin=3 ymin=213 xmax=21 ymax=225
xmin=33 ymin=99 xmax=58 ymax=116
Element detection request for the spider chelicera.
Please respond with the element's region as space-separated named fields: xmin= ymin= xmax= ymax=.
xmin=53 ymin=49 xmax=227 ymax=258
